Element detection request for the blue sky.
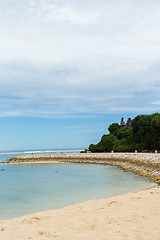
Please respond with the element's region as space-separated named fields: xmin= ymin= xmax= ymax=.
xmin=0 ymin=0 xmax=160 ymax=150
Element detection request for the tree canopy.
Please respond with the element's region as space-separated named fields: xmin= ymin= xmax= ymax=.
xmin=89 ymin=113 xmax=160 ymax=152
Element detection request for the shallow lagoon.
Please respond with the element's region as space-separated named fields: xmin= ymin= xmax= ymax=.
xmin=0 ymin=163 xmax=155 ymax=219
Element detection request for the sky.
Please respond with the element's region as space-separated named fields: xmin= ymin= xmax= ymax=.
xmin=0 ymin=0 xmax=160 ymax=150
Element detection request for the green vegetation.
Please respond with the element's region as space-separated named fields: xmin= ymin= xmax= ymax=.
xmin=89 ymin=113 xmax=160 ymax=152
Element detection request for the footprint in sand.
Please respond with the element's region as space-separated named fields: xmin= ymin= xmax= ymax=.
xmin=107 ymin=201 xmax=117 ymax=207
xmin=38 ymin=231 xmax=52 ymax=238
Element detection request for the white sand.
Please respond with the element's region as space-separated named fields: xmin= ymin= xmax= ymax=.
xmin=0 ymin=186 xmax=160 ymax=240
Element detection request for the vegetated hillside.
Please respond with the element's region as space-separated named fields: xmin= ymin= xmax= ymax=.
xmin=89 ymin=113 xmax=160 ymax=152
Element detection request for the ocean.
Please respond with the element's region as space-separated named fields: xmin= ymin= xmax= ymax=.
xmin=0 ymin=149 xmax=155 ymax=220
xmin=0 ymin=149 xmax=83 ymax=162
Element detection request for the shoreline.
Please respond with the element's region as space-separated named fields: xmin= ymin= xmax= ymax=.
xmin=0 ymin=185 xmax=159 ymax=239
xmin=1 ymin=153 xmax=160 ymax=239
xmin=2 ymin=152 xmax=160 ymax=184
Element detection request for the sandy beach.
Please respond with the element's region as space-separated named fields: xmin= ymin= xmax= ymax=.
xmin=0 ymin=186 xmax=159 ymax=240
xmin=1 ymin=153 xmax=160 ymax=239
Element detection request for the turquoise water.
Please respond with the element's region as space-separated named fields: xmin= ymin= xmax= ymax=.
xmin=0 ymin=163 xmax=154 ymax=220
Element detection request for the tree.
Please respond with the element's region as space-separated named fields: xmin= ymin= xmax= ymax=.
xmin=89 ymin=134 xmax=116 ymax=152
xmin=108 ymin=123 xmax=120 ymax=135
xmin=114 ymin=128 xmax=132 ymax=140
xmin=89 ymin=113 xmax=160 ymax=152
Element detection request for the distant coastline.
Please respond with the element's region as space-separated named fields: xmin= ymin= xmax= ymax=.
xmin=2 ymin=152 xmax=160 ymax=184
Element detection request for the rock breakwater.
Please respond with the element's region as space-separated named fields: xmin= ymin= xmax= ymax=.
xmin=2 ymin=153 xmax=160 ymax=184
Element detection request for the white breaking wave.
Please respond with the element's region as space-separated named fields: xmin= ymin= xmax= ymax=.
xmin=0 ymin=149 xmax=83 ymax=162
xmin=0 ymin=149 xmax=83 ymax=155
xmin=24 ymin=151 xmax=42 ymax=154
xmin=0 ymin=152 xmax=24 ymax=155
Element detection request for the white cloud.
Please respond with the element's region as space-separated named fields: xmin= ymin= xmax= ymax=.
xmin=152 ymin=101 xmax=160 ymax=105
xmin=0 ymin=0 xmax=160 ymax=116
xmin=42 ymin=4 xmax=100 ymax=24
